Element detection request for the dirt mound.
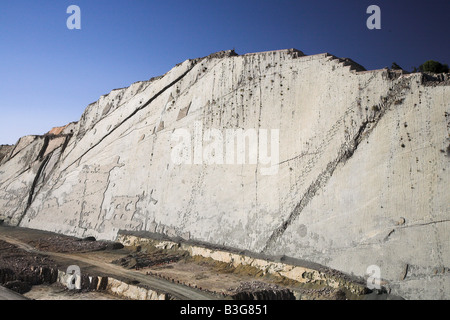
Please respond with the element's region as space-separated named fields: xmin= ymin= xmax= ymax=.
xmin=228 ymin=281 xmax=295 ymax=300
xmin=112 ymin=247 xmax=188 ymax=269
xmin=0 ymin=240 xmax=58 ymax=294
xmin=27 ymin=236 xmax=108 ymax=253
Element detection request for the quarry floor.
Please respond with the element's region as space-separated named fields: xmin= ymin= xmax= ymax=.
xmin=0 ymin=225 xmax=357 ymax=300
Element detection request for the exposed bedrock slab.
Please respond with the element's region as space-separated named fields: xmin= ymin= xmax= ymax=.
xmin=0 ymin=49 xmax=448 ymax=299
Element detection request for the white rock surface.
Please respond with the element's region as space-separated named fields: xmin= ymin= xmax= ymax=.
xmin=0 ymin=49 xmax=448 ymax=299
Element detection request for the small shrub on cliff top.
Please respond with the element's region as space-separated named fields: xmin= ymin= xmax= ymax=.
xmin=419 ymin=60 xmax=449 ymax=73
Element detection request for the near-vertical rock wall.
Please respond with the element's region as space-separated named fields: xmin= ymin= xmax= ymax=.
xmin=0 ymin=49 xmax=448 ymax=299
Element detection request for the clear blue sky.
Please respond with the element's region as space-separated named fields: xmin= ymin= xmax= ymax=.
xmin=1 ymin=0 xmax=449 ymax=145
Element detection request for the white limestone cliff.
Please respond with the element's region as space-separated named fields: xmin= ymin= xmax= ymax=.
xmin=0 ymin=49 xmax=448 ymax=299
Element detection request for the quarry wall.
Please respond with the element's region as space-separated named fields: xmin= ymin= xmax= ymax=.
xmin=0 ymin=49 xmax=448 ymax=299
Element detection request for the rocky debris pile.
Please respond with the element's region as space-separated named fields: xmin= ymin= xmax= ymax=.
xmin=0 ymin=240 xmax=58 ymax=294
xmin=27 ymin=236 xmax=119 ymax=253
xmin=112 ymin=248 xmax=188 ymax=270
xmin=294 ymin=287 xmax=347 ymax=300
xmin=228 ymin=281 xmax=295 ymax=300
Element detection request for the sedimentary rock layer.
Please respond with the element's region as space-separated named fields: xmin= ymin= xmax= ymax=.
xmin=0 ymin=49 xmax=448 ymax=299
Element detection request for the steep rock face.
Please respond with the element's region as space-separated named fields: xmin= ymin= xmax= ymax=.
xmin=0 ymin=49 xmax=448 ymax=299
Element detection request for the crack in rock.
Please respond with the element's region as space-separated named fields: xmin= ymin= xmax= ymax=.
xmin=262 ymin=76 xmax=412 ymax=253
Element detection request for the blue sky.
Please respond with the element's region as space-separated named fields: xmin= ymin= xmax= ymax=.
xmin=1 ymin=0 xmax=449 ymax=145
